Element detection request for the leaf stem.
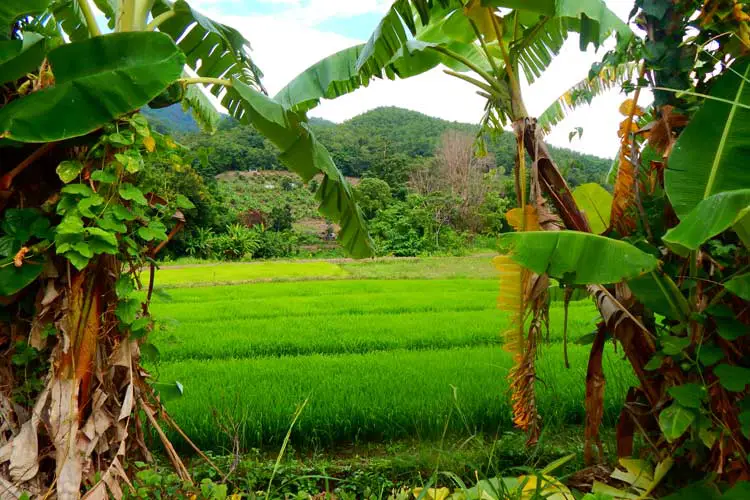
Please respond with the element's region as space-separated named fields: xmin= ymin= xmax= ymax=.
xmin=443 ymin=70 xmax=500 ymax=98
xmin=653 ymin=87 xmax=750 ymax=110
xmin=147 ymin=9 xmax=176 ymax=31
xmin=79 ymin=0 xmax=102 ymax=37
xmin=466 ymin=17 xmax=502 ymax=78
xmin=427 ymin=45 xmax=506 ymax=97
xmin=179 ymin=77 xmax=232 ymax=87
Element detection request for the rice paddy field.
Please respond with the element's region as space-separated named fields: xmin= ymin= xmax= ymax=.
xmin=149 ymin=256 xmax=637 ymax=453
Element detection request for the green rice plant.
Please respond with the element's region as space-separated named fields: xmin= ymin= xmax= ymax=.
xmin=152 ymin=279 xmax=497 ymax=303
xmin=156 ymin=345 xmax=636 ymax=452
xmin=149 ymin=261 xmax=348 ymax=287
xmin=150 ymin=279 xmax=600 ymax=361
xmin=152 ymin=306 xmax=599 ymax=361
xmin=338 ymin=256 xmax=498 ymax=280
xmin=151 ymin=288 xmax=498 ymax=323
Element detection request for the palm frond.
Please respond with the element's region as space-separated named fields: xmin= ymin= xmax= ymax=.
xmin=610 ymin=98 xmax=646 ymax=235
xmin=152 ymin=0 xmax=265 ymax=94
xmin=181 ymin=83 xmax=221 ymax=134
xmin=356 ymin=0 xmax=460 ymax=73
xmin=275 ymin=38 xmax=489 ymax=113
xmin=50 ymin=0 xmax=89 ymax=41
xmin=224 ymin=79 xmax=374 ymax=258
xmin=510 ymin=16 xmax=571 ymax=84
xmin=510 ymin=0 xmax=633 ymax=84
xmin=274 ymin=44 xmax=372 ymax=114
xmin=538 ymin=61 xmax=639 ymax=133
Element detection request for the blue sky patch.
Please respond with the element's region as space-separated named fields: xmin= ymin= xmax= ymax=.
xmin=315 ymin=12 xmax=382 ymax=41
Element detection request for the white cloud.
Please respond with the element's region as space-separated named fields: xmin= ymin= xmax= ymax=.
xmin=201 ymin=0 xmax=649 ymax=159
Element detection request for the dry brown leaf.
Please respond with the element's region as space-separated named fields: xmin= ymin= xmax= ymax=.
xmin=28 ymin=318 xmax=44 ymax=350
xmin=618 ymin=120 xmax=639 ymax=137
xmin=584 ymin=328 xmax=607 ymax=465
xmin=41 ymin=279 xmax=60 ymax=306
xmin=12 ymin=247 xmax=29 ymax=268
xmin=0 ymin=476 xmax=25 ymax=499
xmin=118 ymin=384 xmax=134 ymax=421
xmin=618 ymin=99 xmax=644 ymax=117
xmin=82 ymin=481 xmax=108 ymax=500
xmin=49 ymin=378 xmax=83 ymax=500
xmin=9 ymin=420 xmax=39 ymax=482
xmin=644 ymin=105 xmax=688 ymax=156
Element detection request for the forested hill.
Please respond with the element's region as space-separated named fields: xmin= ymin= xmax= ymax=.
xmin=146 ymin=105 xmax=612 ymax=187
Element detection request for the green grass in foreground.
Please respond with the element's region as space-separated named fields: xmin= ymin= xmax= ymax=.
xmin=148 ymin=257 xmax=632 ymax=455
xmin=159 ymin=344 xmax=636 ymax=451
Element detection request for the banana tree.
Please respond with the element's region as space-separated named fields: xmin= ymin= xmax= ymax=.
xmin=0 ymin=1 xmax=372 ymax=497
xmin=275 ymin=0 xmax=632 ymax=443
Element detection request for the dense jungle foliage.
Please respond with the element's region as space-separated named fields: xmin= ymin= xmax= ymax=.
xmin=145 ymin=106 xmax=612 ymax=260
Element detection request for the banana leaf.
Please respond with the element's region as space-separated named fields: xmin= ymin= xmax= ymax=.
xmin=227 ymin=79 xmax=374 ymax=258
xmin=666 ymin=60 xmax=750 ymax=218
xmin=0 ymin=32 xmax=51 ymax=85
xmin=275 ymin=37 xmax=493 ymax=113
xmin=0 ymin=0 xmax=51 ymax=39
xmin=628 ymin=271 xmax=690 ymax=321
xmin=152 ymin=0 xmax=264 ymax=93
xmin=500 ymin=231 xmax=658 ymax=284
xmin=662 ymin=189 xmax=750 ymax=257
xmin=572 ymin=183 xmax=613 ymax=234
xmin=0 ymin=32 xmax=184 ymax=142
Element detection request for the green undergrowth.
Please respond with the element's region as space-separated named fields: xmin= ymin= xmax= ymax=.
xmin=171 ymin=430 xmax=617 ymax=499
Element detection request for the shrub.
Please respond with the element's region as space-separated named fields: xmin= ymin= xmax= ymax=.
xmin=369 ymin=193 xmax=467 ymax=256
xmin=354 ymin=177 xmax=393 ymax=219
xmin=208 ymin=224 xmax=260 ymax=260
xmin=268 ymin=204 xmax=294 ymax=232
xmin=184 ymin=227 xmax=215 ymax=259
xmin=253 ymin=228 xmax=299 ymax=259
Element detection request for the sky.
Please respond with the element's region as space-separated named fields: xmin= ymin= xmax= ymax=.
xmin=185 ymin=0 xmax=648 ymax=159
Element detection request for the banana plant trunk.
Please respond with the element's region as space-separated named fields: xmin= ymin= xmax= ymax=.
xmin=509 ymin=114 xmax=671 ymax=461
xmin=0 ymin=148 xmax=181 ymax=499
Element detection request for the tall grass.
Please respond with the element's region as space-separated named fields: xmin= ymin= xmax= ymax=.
xmin=150 ymin=280 xmax=600 ymax=361
xmin=148 ymin=259 xmax=633 ymax=454
xmin=159 ymin=345 xmax=636 ymax=451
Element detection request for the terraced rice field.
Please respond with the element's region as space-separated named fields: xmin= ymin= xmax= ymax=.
xmin=149 ymin=257 xmax=637 ymax=452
